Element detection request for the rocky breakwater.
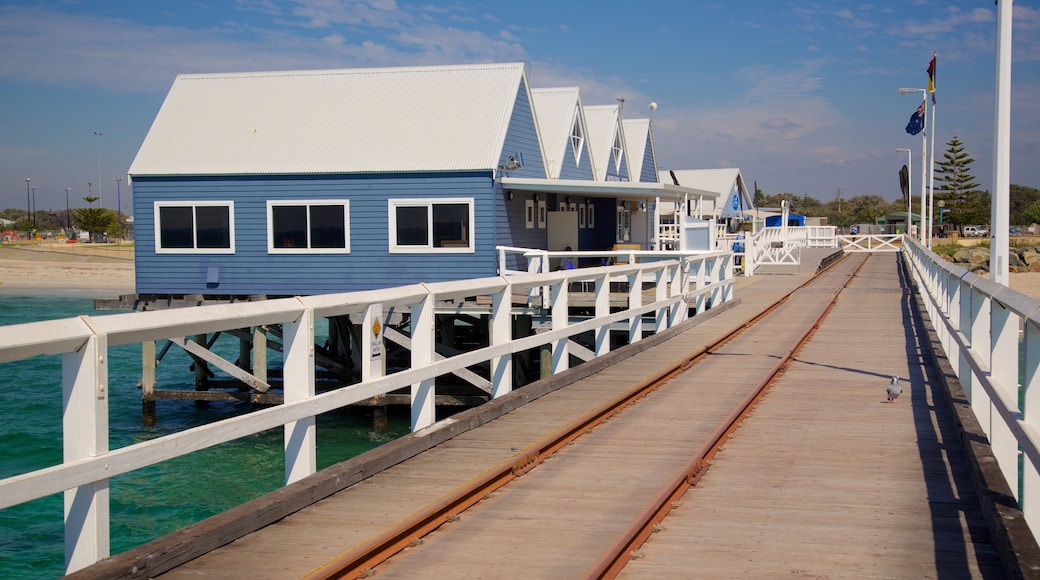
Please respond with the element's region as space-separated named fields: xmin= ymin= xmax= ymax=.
xmin=940 ymin=246 xmax=1040 ymax=274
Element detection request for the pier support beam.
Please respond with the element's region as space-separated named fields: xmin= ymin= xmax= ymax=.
xmin=141 ymin=340 xmax=156 ymax=426
xmin=411 ymin=295 xmax=436 ymax=431
xmin=284 ymin=308 xmax=316 ymax=485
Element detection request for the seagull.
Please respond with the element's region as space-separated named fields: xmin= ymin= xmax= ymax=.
xmin=886 ymin=376 xmax=902 ymax=404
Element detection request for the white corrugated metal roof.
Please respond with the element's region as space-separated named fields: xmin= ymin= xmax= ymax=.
xmin=129 ymin=63 xmax=528 ymax=176
xmin=531 ymin=87 xmax=582 ymax=179
xmin=621 ymin=118 xmax=653 ymax=183
xmin=583 ymin=104 xmax=622 ymax=181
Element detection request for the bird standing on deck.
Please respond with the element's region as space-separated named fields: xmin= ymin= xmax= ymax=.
xmin=887 ymin=376 xmax=902 ymax=403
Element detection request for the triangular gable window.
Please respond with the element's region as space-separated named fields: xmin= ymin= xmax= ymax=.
xmin=570 ymin=112 xmax=585 ymax=167
xmin=612 ymin=129 xmax=624 ymax=174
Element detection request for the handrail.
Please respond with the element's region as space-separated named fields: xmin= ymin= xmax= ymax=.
xmin=902 ymin=236 xmax=1040 ymax=547
xmin=0 ymin=252 xmax=734 ymax=574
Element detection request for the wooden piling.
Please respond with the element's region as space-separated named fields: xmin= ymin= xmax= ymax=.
xmin=142 ymin=340 xmax=156 ymax=426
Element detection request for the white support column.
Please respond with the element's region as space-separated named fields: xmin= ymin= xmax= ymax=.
xmin=411 ymin=293 xmax=436 ymax=431
xmin=628 ymin=270 xmax=643 ymax=344
xmin=990 ymin=301 xmax=1020 ymax=497
xmin=551 ymin=279 xmax=570 ymax=374
xmin=360 ymin=303 xmax=385 ymax=383
xmin=991 ymin=0 xmax=1013 ymax=285
xmin=490 ymin=287 xmax=513 ymax=398
xmin=283 ymin=307 xmax=315 ymax=484
xmin=668 ymin=263 xmax=684 ymax=326
xmin=63 ymin=332 xmax=109 ymax=573
xmin=594 ymin=272 xmax=610 ymax=356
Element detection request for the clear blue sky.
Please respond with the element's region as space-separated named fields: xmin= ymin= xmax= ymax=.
xmin=1 ymin=0 xmax=1037 ymax=215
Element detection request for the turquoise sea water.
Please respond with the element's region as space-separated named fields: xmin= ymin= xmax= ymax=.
xmin=0 ymin=295 xmax=410 ymax=578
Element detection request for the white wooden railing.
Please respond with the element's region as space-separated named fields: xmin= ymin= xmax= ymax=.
xmin=839 ymin=234 xmax=904 ymax=252
xmin=0 ymin=255 xmax=733 ymax=574
xmin=903 ymin=236 xmax=1040 ymax=546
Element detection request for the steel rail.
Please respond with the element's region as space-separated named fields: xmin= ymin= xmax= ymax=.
xmin=588 ymin=253 xmax=870 ymax=579
xmin=304 ymin=253 xmax=861 ymax=580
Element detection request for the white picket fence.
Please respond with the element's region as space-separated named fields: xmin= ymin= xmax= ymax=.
xmin=903 ymin=236 xmax=1040 ymax=546
xmin=0 ymin=253 xmax=733 ymax=573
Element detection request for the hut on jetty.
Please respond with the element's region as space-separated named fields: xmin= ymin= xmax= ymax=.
xmin=120 ymin=61 xmax=731 ymax=422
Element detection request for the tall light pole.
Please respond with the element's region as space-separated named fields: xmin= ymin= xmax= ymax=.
xmin=896 ymin=147 xmax=913 ymax=234
xmin=30 ymin=186 xmax=36 ymax=230
xmin=65 ymin=187 xmax=71 ymax=230
xmin=24 ymin=178 xmax=31 ymax=233
xmin=899 ymin=87 xmax=928 ymax=245
xmin=94 ymin=131 xmax=103 ymax=208
xmin=114 ymin=176 xmax=122 ymax=240
xmin=992 ymin=1 xmax=1013 ymax=285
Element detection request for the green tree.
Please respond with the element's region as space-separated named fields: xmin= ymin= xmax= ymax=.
xmin=73 ymin=196 xmax=116 ymax=241
xmin=1011 ymin=184 xmax=1040 ymax=226
xmin=934 ymin=136 xmax=987 ymax=228
xmin=1024 ymin=200 xmax=1040 ymax=226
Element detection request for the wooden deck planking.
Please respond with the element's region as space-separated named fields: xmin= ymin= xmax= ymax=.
xmin=159 ymin=273 xmax=812 ymax=578
xmin=159 ymin=255 xmax=1004 ymax=579
xmin=619 ymin=254 xmax=1002 ymax=579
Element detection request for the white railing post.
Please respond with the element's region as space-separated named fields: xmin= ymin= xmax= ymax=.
xmin=655 ymin=268 xmax=668 ymax=334
xmin=63 ymin=331 xmax=109 ymax=573
xmin=969 ymin=286 xmax=992 ymax=423
xmin=490 ymin=285 xmax=513 ymax=398
xmin=991 ymin=300 xmax=1020 ymax=497
xmin=628 ymin=269 xmax=643 ymax=344
xmin=360 ymin=303 xmax=385 ymax=383
xmin=946 ymin=273 xmax=961 ymax=375
xmin=668 ymin=262 xmax=684 ymax=326
xmin=283 ymin=306 xmax=316 ymax=484
xmin=551 ymin=279 xmax=570 ymax=374
xmin=958 ymin=278 xmax=975 ymax=403
xmin=1024 ymin=316 xmax=1040 ymax=530
xmin=594 ymin=271 xmax=610 ymax=356
xmin=411 ymin=291 xmax=436 ymax=431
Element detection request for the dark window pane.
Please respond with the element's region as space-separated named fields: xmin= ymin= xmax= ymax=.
xmin=272 ymin=205 xmax=307 ymax=249
xmin=159 ymin=206 xmax=194 ymax=248
xmin=310 ymin=205 xmax=345 ymax=249
xmin=396 ymin=206 xmax=428 ymax=246
xmin=195 ymin=206 xmax=231 ymax=249
xmin=433 ymin=203 xmax=469 ymax=247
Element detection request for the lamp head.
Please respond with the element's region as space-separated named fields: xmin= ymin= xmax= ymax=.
xmin=895 ymin=147 xmax=911 ymax=153
xmin=898 ymin=87 xmax=924 ymax=95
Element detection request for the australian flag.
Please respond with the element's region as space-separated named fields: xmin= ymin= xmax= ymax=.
xmin=905 ymin=100 xmax=925 ymax=135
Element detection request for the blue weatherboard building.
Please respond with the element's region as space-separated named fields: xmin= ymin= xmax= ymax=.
xmin=128 ymin=62 xmax=726 ymax=297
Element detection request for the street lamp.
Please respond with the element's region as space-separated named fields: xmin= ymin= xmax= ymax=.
xmin=899 ymin=87 xmax=929 ymax=246
xmin=24 ymin=178 xmax=30 ymax=233
xmin=30 ymin=186 xmax=36 ymax=230
xmin=94 ymin=131 xmax=103 ymax=208
xmin=896 ymin=147 xmax=912 ymax=234
xmin=65 ymin=187 xmax=71 ymax=230
xmin=114 ymin=176 xmax=122 ymax=240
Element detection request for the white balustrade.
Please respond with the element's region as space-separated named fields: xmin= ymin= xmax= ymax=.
xmin=0 ymin=252 xmax=732 ymax=573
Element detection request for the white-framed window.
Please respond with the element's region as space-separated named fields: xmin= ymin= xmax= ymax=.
xmin=154 ymin=201 xmax=235 ymax=254
xmin=570 ymin=113 xmax=585 ymax=167
xmin=267 ymin=200 xmax=350 ymax=254
xmin=388 ymin=198 xmax=474 ymax=253
xmin=587 ymin=203 xmax=595 ymax=228
xmin=578 ymin=203 xmax=586 ymax=228
xmin=525 ymin=199 xmax=535 ymax=229
xmin=537 ymin=200 xmax=547 ymax=229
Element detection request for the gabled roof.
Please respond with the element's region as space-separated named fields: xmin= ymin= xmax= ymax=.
xmin=621 ymin=118 xmax=654 ymax=183
xmin=530 ymin=87 xmax=591 ymax=179
xmin=661 ymin=168 xmax=745 ymax=198
xmin=129 ymin=62 xmax=530 ymax=177
xmin=583 ymin=104 xmax=625 ymax=181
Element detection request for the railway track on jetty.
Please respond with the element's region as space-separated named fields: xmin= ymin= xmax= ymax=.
xmin=305 ymin=253 xmax=870 ymax=579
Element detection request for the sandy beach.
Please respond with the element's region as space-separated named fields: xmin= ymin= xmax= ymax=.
xmin=0 ymin=244 xmax=135 ymax=297
xmin=4 ymin=244 xmax=1040 ymax=301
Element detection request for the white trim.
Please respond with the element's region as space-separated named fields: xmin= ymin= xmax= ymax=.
xmin=154 ymin=200 xmax=235 ymax=254
xmin=388 ymin=197 xmax=475 ymax=254
xmin=570 ymin=111 xmax=584 ymax=168
xmin=266 ymin=199 xmax=351 ymax=254
xmin=525 ymin=199 xmax=535 ymax=229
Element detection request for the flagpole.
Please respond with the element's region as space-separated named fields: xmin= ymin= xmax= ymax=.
xmin=928 ymin=55 xmax=937 ymax=250
xmin=920 ymin=97 xmax=928 ymax=243
xmin=992 ymin=1 xmax=1012 ymax=285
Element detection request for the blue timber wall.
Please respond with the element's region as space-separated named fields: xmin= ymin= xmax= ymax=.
xmin=132 ymin=172 xmax=505 ymax=296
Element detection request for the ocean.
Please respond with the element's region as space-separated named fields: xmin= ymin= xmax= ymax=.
xmin=0 ymin=295 xmax=411 ymax=578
